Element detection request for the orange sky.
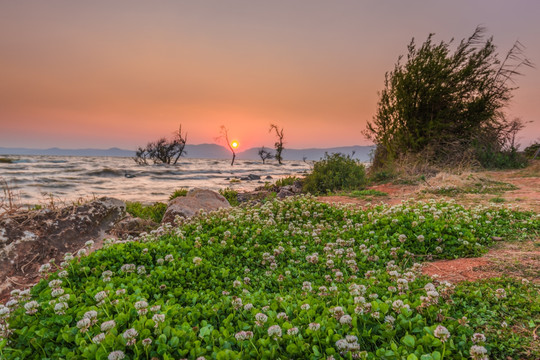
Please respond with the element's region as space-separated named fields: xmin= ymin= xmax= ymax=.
xmin=1 ymin=1 xmax=539 ymax=150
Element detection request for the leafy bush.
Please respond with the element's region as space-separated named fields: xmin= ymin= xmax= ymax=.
xmin=524 ymin=142 xmax=540 ymax=159
xmin=365 ymin=27 xmax=532 ymax=170
xmin=125 ymin=201 xmax=167 ymax=223
xmin=475 ymin=146 xmax=528 ymax=169
xmin=303 ymin=153 xmax=367 ymax=194
xmin=219 ymin=187 xmax=239 ymax=206
xmin=275 ymin=176 xmax=299 ymax=187
xmin=1 ymin=198 xmax=538 ymax=359
xmin=168 ymin=189 xmax=188 ymax=201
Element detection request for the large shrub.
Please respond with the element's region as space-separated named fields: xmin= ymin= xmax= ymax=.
xmin=303 ymin=153 xmax=367 ymax=194
xmin=364 ymin=27 xmax=532 ymax=169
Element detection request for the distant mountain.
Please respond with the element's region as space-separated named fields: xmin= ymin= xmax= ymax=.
xmin=0 ymin=145 xmax=374 ymax=161
xmin=0 ymin=147 xmax=134 ymax=157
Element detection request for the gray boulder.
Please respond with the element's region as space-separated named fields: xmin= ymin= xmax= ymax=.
xmin=277 ymin=188 xmax=294 ymax=199
xmin=162 ymin=188 xmax=231 ymax=224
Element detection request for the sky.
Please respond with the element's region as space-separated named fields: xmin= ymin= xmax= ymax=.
xmin=1 ymin=0 xmax=539 ymax=150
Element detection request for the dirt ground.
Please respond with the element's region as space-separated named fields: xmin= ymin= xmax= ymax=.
xmin=319 ymin=163 xmax=540 ymax=284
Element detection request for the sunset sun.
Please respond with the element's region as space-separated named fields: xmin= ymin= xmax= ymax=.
xmin=231 ymin=140 xmax=239 ymax=149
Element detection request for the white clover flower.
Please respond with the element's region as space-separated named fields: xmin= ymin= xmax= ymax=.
xmin=108 ymin=350 xmax=125 ymax=360
xmin=94 ymin=291 xmax=108 ymax=302
xmin=277 ymin=312 xmax=288 ymax=320
xmin=57 ymin=270 xmax=69 ymax=278
xmin=152 ymin=313 xmax=165 ymax=327
xmin=48 ymin=279 xmax=62 ymax=288
xmin=92 ymin=332 xmax=105 ymax=344
xmin=77 ymin=249 xmax=87 ymax=257
xmin=301 ymin=303 xmax=310 ymax=310
xmin=235 ymin=331 xmax=254 ymax=341
xmin=469 ymin=345 xmax=488 ymax=360
xmin=120 ymin=264 xmax=135 ymax=272
xmin=142 ymin=338 xmax=152 ymax=346
xmin=339 ymin=315 xmax=352 ymax=325
xmin=193 ymin=257 xmax=202 ymax=266
xmin=51 ymin=288 xmax=65 ymax=298
xmin=287 ymin=327 xmax=299 ymax=335
xmin=308 ymin=322 xmax=320 ymax=331
xmin=243 ymin=303 xmax=253 ymax=311
xmin=77 ymin=318 xmax=92 ymax=332
xmin=472 ymin=333 xmax=486 ymax=344
xmin=268 ymin=325 xmax=282 ymax=339
xmin=495 ymin=288 xmax=507 ymax=299
xmin=433 ymin=325 xmax=450 ymax=342
xmin=0 ymin=304 xmax=10 ymax=319
xmin=122 ymin=328 xmax=138 ymax=346
xmin=150 ymin=305 xmax=161 ymax=312
xmin=83 ymin=310 xmax=98 ymax=322
xmin=101 ymin=320 xmax=116 ymax=332
xmin=255 ymin=312 xmax=268 ymax=326
xmin=39 ymin=263 xmax=52 ymax=274
xmin=336 ymin=339 xmax=348 ymax=351
xmin=24 ymin=300 xmax=39 ymax=315
xmin=85 ymin=240 xmax=95 ymax=248
xmin=54 ymin=302 xmax=69 ymax=315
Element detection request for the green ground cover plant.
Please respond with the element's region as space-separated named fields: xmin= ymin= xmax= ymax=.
xmin=125 ymin=202 xmax=167 ymax=223
xmin=348 ymin=190 xmax=388 ymax=198
xmin=219 ymin=188 xmax=239 ymax=206
xmin=1 ymin=197 xmax=538 ymax=359
xmin=169 ymin=189 xmax=188 ymax=201
xmin=275 ymin=176 xmax=300 ymax=188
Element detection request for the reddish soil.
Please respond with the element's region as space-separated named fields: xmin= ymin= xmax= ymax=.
xmin=318 ymin=183 xmax=417 ymax=207
xmin=422 ymin=257 xmax=497 ymax=282
xmin=422 ymin=241 xmax=540 ymax=284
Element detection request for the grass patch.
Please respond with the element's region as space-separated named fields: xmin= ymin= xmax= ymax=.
xmin=424 ymin=179 xmax=517 ymax=196
xmin=490 ymin=196 xmax=506 ymax=203
xmin=348 ymin=189 xmax=388 ymax=197
xmin=169 ymin=188 xmax=188 ymax=201
xmin=125 ymin=201 xmax=167 ymax=223
xmin=219 ymin=187 xmax=239 ymax=206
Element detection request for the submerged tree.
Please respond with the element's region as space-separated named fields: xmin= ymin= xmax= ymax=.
xmin=217 ymin=126 xmax=237 ymax=166
xmin=258 ymin=147 xmax=274 ymax=164
xmin=135 ymin=125 xmax=188 ymax=165
xmin=269 ymin=124 xmax=285 ymax=165
xmin=364 ymin=26 xmax=533 ymax=168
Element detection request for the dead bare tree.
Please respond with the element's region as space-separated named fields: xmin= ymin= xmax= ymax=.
xmin=134 ymin=125 xmax=188 ymax=165
xmin=217 ymin=126 xmax=236 ymax=166
xmin=269 ymin=124 xmax=285 ymax=165
xmin=258 ymin=147 xmax=274 ymax=164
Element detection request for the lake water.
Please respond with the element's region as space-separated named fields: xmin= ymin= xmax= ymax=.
xmin=0 ymin=155 xmax=312 ymax=207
